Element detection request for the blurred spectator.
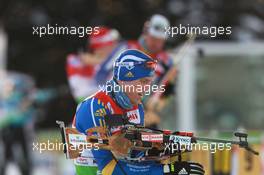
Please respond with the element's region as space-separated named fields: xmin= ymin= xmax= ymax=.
xmin=0 ymin=70 xmax=36 ymax=175
xmin=66 ymin=26 xmax=120 ymax=103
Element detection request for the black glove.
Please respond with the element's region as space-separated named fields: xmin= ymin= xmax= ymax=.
xmin=163 ymin=161 xmax=205 ymax=175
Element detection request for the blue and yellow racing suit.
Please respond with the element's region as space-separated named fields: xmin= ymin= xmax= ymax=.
xmin=74 ymin=90 xmax=164 ymax=175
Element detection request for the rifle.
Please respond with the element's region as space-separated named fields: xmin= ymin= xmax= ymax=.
xmin=56 ymin=119 xmax=259 ymax=163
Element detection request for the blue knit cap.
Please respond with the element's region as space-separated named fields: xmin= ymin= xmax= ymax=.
xmin=113 ymin=49 xmax=156 ymax=81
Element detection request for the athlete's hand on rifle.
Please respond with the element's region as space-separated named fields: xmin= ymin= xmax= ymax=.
xmin=108 ymin=132 xmax=133 ymax=158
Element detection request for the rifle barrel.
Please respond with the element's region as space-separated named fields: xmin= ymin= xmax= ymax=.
xmin=194 ymin=137 xmax=241 ymax=145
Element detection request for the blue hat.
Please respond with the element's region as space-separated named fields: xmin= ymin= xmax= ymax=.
xmin=113 ymin=49 xmax=157 ymax=81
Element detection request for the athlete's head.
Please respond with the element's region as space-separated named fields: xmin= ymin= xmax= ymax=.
xmin=143 ymin=14 xmax=170 ymax=53
xmin=112 ymin=49 xmax=157 ymax=106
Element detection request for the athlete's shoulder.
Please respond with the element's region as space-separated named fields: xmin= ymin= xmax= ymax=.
xmin=75 ymin=91 xmax=111 ymax=133
xmin=78 ymin=91 xmax=109 ymax=107
xmin=77 ymin=90 xmax=120 ymax=115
